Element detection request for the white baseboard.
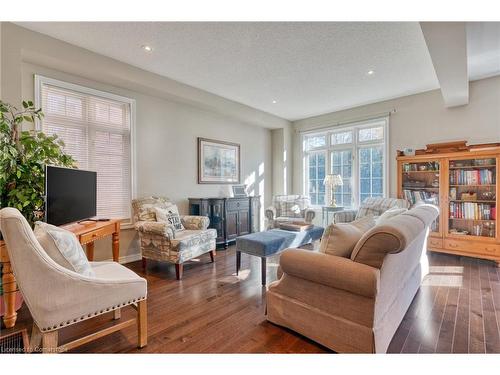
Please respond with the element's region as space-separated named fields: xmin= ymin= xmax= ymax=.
xmin=109 ymin=253 xmax=142 ymax=264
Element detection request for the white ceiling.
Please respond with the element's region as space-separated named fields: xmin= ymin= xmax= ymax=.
xmin=467 ymin=22 xmax=500 ymax=81
xmin=15 ymin=22 xmax=500 ymax=121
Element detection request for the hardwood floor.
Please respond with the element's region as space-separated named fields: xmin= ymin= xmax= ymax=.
xmin=4 ymin=245 xmax=500 ymax=353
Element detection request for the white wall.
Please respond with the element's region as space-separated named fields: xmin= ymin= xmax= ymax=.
xmin=292 ymin=76 xmax=500 ymax=198
xmin=1 ymin=23 xmax=279 ymax=261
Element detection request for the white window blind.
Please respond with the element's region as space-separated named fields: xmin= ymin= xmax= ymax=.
xmin=39 ymin=81 xmax=133 ymax=221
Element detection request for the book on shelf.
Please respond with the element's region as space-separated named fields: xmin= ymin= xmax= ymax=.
xmin=403 ymin=189 xmax=439 ymax=206
xmin=449 ymin=169 xmax=495 ymax=185
xmin=449 ymin=201 xmax=495 ymax=220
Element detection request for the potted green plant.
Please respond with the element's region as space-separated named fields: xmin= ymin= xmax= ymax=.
xmin=0 ymin=99 xmax=75 ymax=316
xmin=0 ymin=99 xmax=75 ymax=225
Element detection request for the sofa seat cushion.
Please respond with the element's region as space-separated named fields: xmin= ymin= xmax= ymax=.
xmin=170 ymin=229 xmax=217 ymax=252
xmin=320 ymin=216 xmax=375 ymax=258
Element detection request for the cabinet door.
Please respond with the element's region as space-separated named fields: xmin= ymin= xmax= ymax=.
xmin=209 ymin=200 xmax=225 ymax=243
xmin=225 ymin=211 xmax=239 ymax=241
xmin=238 ymin=209 xmax=251 ymax=236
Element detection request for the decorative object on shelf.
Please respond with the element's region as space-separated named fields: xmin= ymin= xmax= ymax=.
xmin=424 ymin=140 xmax=468 ymax=154
xmin=323 ymin=174 xmax=343 ymax=207
xmin=403 ymin=147 xmax=415 ymax=156
xmin=231 ymin=184 xmax=247 ymax=198
xmin=460 ymin=192 xmax=477 ymax=201
xmin=198 ymin=137 xmax=240 ymax=184
xmin=450 ymin=187 xmax=457 ymax=200
xmin=0 ymin=99 xmax=75 ymax=227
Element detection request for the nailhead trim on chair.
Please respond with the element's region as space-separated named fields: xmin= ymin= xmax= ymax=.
xmin=39 ymin=297 xmax=147 ymax=332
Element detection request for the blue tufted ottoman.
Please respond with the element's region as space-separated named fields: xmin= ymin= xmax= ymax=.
xmin=235 ymin=226 xmax=324 ymax=285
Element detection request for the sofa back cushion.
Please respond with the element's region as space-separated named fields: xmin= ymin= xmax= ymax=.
xmin=351 ymin=204 xmax=439 ymax=269
xmin=355 ymin=197 xmax=409 ymax=220
xmin=320 ymin=216 xmax=376 ymax=258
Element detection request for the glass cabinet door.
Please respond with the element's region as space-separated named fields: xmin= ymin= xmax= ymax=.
xmin=448 ymin=157 xmax=496 ymax=238
xmin=401 ymin=160 xmax=441 ymax=234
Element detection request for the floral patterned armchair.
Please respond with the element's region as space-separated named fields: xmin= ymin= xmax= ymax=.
xmin=132 ymin=196 xmax=217 ymax=280
xmin=265 ymin=195 xmax=316 ymax=229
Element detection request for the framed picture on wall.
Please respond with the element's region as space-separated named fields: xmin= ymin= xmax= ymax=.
xmin=198 ymin=137 xmax=240 ymax=184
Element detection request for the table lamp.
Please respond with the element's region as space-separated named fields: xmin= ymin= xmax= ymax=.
xmin=323 ymin=174 xmax=343 ymax=207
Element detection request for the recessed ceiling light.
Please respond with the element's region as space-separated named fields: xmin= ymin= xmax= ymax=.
xmin=142 ymin=45 xmax=153 ymax=52
xmin=367 ymin=70 xmax=375 ymax=76
xmin=272 ymin=100 xmax=278 ymax=104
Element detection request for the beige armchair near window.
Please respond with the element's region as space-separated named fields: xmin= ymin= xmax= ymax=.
xmin=132 ymin=196 xmax=217 ymax=280
xmin=333 ymin=196 xmax=410 ymax=224
xmin=0 ymin=208 xmax=147 ymax=353
xmin=265 ymin=195 xmax=316 ymax=229
xmin=267 ymin=204 xmax=439 ymax=353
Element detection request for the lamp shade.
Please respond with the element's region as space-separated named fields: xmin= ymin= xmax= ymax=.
xmin=323 ymin=174 xmax=343 ymax=187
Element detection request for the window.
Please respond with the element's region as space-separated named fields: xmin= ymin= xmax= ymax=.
xmin=303 ymin=119 xmax=388 ymax=208
xmin=307 ymin=152 xmax=326 ymax=205
xmin=35 ymin=76 xmax=135 ymax=222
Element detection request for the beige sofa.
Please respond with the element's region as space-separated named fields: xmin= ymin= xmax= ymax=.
xmin=266 ymin=204 xmax=439 ymax=353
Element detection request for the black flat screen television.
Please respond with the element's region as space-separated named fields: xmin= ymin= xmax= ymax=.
xmin=45 ymin=165 xmax=97 ymax=226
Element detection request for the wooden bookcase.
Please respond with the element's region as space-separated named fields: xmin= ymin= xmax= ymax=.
xmin=397 ymin=141 xmax=500 ymax=267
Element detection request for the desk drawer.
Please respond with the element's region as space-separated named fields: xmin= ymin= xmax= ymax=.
xmin=226 ymin=199 xmax=249 ymax=212
xmin=80 ymin=226 xmax=115 ymax=244
xmin=427 ymin=237 xmax=443 ymax=249
xmin=444 ymin=239 xmax=500 ymax=256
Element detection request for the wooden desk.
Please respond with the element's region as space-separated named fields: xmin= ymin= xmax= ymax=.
xmin=61 ymin=219 xmax=121 ymax=262
xmin=0 ymin=219 xmax=121 ymax=328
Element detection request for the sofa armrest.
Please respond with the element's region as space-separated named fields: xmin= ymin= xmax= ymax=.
xmin=304 ymin=208 xmax=316 ymax=223
xmin=279 ymin=249 xmax=379 ymax=298
xmin=265 ymin=206 xmax=276 ymax=221
xmin=134 ymin=221 xmax=175 ymax=239
xmin=181 ymin=215 xmax=210 ymax=230
xmin=333 ymin=209 xmax=357 ymax=223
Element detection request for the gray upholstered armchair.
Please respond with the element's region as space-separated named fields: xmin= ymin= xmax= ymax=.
xmin=265 ymin=195 xmax=316 ymax=229
xmin=132 ymin=196 xmax=217 ymax=280
xmin=333 ymin=197 xmax=410 ymax=224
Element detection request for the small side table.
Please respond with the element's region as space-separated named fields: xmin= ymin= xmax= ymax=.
xmin=322 ymin=206 xmax=344 ymax=227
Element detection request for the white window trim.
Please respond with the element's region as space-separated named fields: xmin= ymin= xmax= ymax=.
xmin=34 ymin=75 xmax=137 ymax=228
xmin=302 ymin=117 xmax=389 ymax=208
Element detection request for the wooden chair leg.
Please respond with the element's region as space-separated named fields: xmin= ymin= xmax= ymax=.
xmin=42 ymin=331 xmax=59 ymax=354
xmin=137 ymin=300 xmax=148 ymax=348
xmin=30 ymin=323 xmax=42 ymax=353
xmin=209 ymin=249 xmax=216 ymax=263
xmin=175 ymin=263 xmax=183 ymax=280
xmin=113 ymin=308 xmax=121 ymax=320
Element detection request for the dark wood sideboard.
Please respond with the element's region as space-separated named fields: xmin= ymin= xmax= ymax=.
xmin=188 ymin=196 xmax=261 ymax=248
